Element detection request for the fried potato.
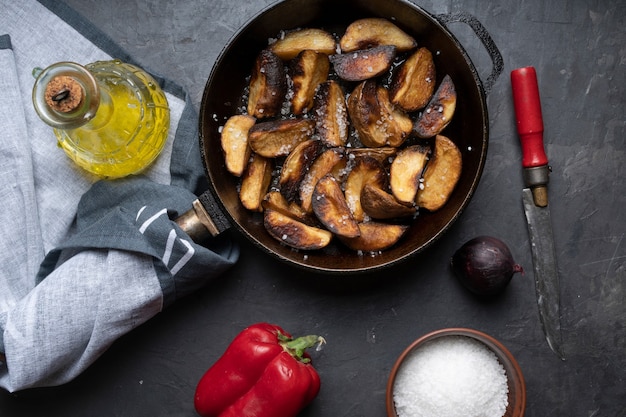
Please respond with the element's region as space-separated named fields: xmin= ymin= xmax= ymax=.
xmin=347 ymin=79 xmax=413 ymax=148
xmin=239 ymin=153 xmax=273 ymax=212
xmin=299 ymin=147 xmax=346 ymax=213
xmin=347 ymin=80 xmax=379 ymax=147
xmin=269 ymin=28 xmax=337 ymax=60
xmin=360 ymin=184 xmax=417 ymax=219
xmin=247 ymin=49 xmax=286 ymax=119
xmin=278 ymin=139 xmax=324 ymax=202
xmin=312 ymin=174 xmax=360 ymax=238
xmin=347 ymin=147 xmax=397 ymax=165
xmin=291 ymin=50 xmax=330 ymax=115
xmin=389 ymin=47 xmax=436 ymax=112
xmin=338 ymin=221 xmax=409 ymax=252
xmin=414 ymin=74 xmax=457 ymax=138
xmin=390 ymin=144 xmax=430 ymax=204
xmin=249 ymin=118 xmax=315 ymax=158
xmin=262 ymin=191 xmax=316 ymax=225
xmin=376 ymin=85 xmax=414 ymax=147
xmin=416 ymin=135 xmax=462 ymax=211
xmin=344 ymin=156 xmax=387 ymax=222
xmin=220 ymin=115 xmax=256 ymax=177
xmin=264 ymin=209 xmax=333 ymax=250
xmin=313 ymin=80 xmax=349 ymax=147
xmin=330 ymin=45 xmax=397 ymax=82
xmin=339 ymin=18 xmax=417 ymax=52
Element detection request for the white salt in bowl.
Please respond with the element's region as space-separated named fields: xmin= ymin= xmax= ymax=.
xmin=386 ymin=328 xmax=526 ymax=417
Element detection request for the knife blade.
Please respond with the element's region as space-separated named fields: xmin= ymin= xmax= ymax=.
xmin=511 ymin=66 xmax=565 ymax=359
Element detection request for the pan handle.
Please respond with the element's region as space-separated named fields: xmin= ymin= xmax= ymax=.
xmin=175 ymin=189 xmax=231 ymax=242
xmin=436 ymin=11 xmax=504 ymax=95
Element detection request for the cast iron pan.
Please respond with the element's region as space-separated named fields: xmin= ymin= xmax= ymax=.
xmin=177 ymin=0 xmax=503 ymax=274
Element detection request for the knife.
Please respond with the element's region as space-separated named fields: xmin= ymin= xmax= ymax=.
xmin=511 ymin=66 xmax=565 ymax=359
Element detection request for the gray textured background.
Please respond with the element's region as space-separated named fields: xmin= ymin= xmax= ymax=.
xmin=2 ymin=0 xmax=624 ymax=416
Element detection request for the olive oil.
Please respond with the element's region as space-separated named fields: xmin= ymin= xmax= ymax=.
xmin=33 ymin=60 xmax=170 ymax=178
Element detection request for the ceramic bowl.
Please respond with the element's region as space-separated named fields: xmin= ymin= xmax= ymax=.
xmin=386 ymin=328 xmax=526 ymax=417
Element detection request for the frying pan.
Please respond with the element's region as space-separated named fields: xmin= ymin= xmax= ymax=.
xmin=175 ymin=0 xmax=503 ymax=274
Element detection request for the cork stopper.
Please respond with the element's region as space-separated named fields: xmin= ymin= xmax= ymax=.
xmin=44 ymin=75 xmax=83 ymax=113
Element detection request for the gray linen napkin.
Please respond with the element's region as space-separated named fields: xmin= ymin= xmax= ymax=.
xmin=0 ymin=0 xmax=238 ymax=391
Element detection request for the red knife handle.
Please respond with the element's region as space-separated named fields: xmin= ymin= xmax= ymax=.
xmin=511 ymin=66 xmax=548 ymax=168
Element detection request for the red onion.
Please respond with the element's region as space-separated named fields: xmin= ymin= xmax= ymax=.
xmin=451 ymin=236 xmax=524 ymax=296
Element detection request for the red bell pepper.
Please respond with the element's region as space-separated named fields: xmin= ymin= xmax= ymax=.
xmin=194 ymin=322 xmax=325 ymax=417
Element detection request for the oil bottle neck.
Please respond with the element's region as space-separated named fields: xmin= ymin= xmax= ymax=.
xmin=32 ymin=62 xmax=100 ymax=130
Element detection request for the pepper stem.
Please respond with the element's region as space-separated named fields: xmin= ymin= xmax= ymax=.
xmin=278 ymin=333 xmax=326 ymax=363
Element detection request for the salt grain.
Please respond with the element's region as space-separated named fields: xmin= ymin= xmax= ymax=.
xmin=393 ymin=336 xmax=508 ymax=417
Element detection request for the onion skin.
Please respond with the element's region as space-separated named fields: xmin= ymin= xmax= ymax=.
xmin=451 ymin=236 xmax=524 ymax=297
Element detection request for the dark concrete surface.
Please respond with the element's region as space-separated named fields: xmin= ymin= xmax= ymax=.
xmin=2 ymin=0 xmax=624 ymax=416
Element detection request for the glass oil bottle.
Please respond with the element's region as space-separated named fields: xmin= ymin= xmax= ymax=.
xmin=32 ymin=60 xmax=170 ymax=178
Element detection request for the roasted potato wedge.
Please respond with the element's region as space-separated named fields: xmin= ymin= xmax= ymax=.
xmin=278 ymin=139 xmax=324 ymax=202
xmin=414 ymin=74 xmax=457 ymax=138
xmin=390 ymin=144 xmax=430 ymax=204
xmin=269 ymin=28 xmax=337 ymax=60
xmin=389 ymin=47 xmax=436 ymax=112
xmin=262 ymin=191 xmax=316 ymax=225
xmin=240 ymin=153 xmax=273 ymax=212
xmin=339 ymin=222 xmax=409 ymax=252
xmin=299 ymin=147 xmax=346 ymax=213
xmin=416 ymin=135 xmax=462 ymax=211
xmin=313 ymin=80 xmax=349 ymax=147
xmin=376 ymin=85 xmax=414 ymax=147
xmin=347 ymin=80 xmax=380 ymax=147
xmin=311 ymin=174 xmax=360 ymax=238
xmin=347 ymin=80 xmax=413 ymax=148
xmin=344 ymin=156 xmax=387 ymax=222
xmin=247 ymin=49 xmax=287 ymax=119
xmin=361 ymin=184 xmax=417 ymax=219
xmin=330 ymin=45 xmax=397 ymax=82
xmin=347 ymin=147 xmax=397 ymax=165
xmin=220 ymin=114 xmax=256 ymax=177
xmin=249 ymin=118 xmax=315 ymax=158
xmin=291 ymin=50 xmax=330 ymax=115
xmin=264 ymin=209 xmax=333 ymax=250
xmin=339 ymin=18 xmax=417 ymax=52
